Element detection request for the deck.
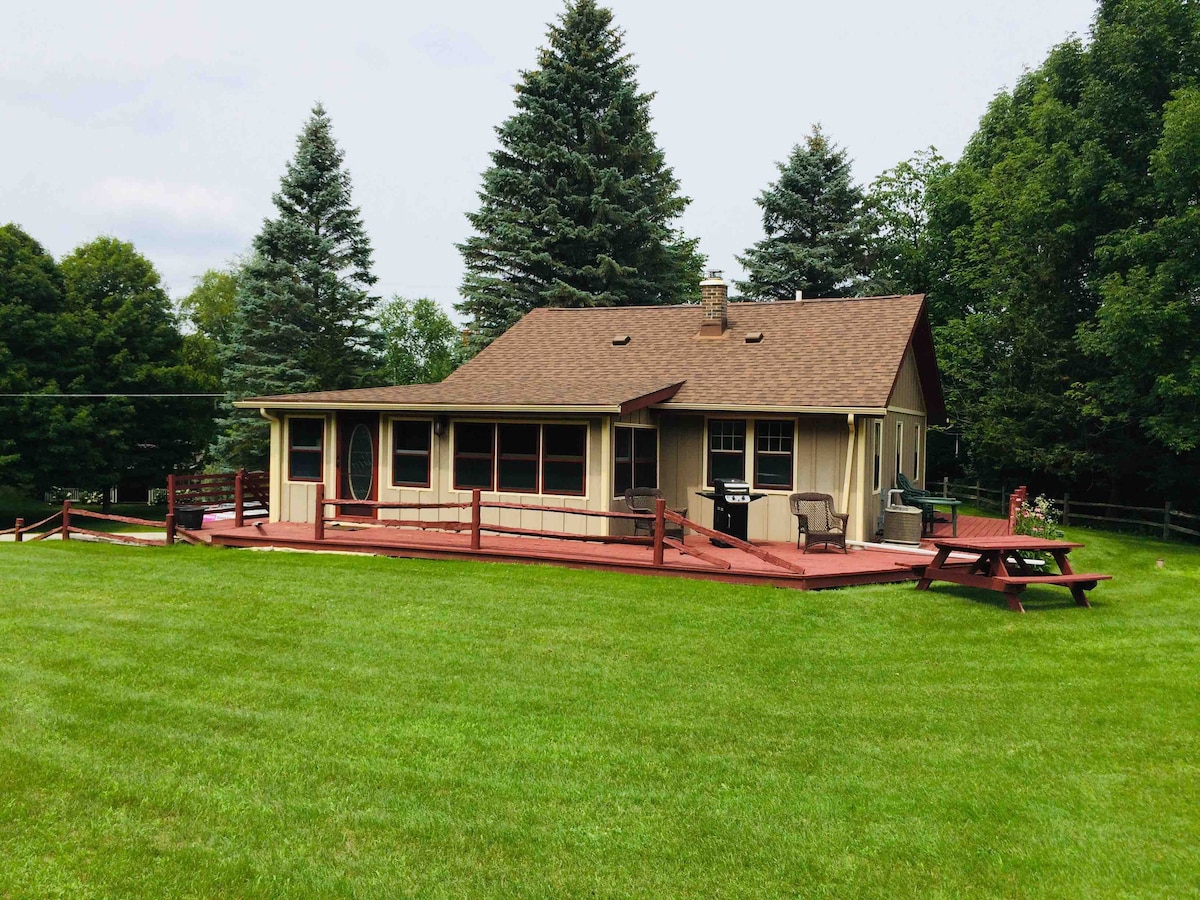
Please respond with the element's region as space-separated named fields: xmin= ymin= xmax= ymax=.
xmin=199 ymin=513 xmax=1017 ymax=591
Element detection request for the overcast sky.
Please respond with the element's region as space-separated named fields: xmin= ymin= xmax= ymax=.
xmin=3 ymin=0 xmax=1097 ymax=317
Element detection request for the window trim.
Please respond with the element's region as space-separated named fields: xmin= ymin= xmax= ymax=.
xmin=895 ymin=421 xmax=904 ymax=480
xmin=448 ymin=419 xmax=590 ymax=498
xmin=497 ymin=423 xmax=542 ymax=494
xmin=452 ymin=421 xmax=496 ymax=491
xmin=286 ymin=416 xmax=325 ymax=484
xmin=706 ymin=418 xmax=748 ymax=487
xmin=390 ymin=418 xmax=433 ymax=489
xmin=752 ymin=419 xmax=795 ymax=491
xmin=613 ymin=423 xmax=659 ymax=498
xmin=872 ymin=420 xmax=883 ymax=495
xmin=913 ymin=423 xmax=922 ymax=483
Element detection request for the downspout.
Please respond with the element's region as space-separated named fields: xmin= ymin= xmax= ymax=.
xmin=259 ymin=407 xmax=282 ymax=523
xmin=842 ymin=413 xmax=855 ymax=524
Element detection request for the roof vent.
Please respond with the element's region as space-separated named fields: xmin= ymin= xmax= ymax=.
xmin=745 ymin=331 xmax=764 ymax=344
xmin=612 ymin=334 xmax=631 ymax=346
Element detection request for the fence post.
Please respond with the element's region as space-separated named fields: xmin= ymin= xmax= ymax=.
xmin=167 ymin=474 xmax=175 ymax=518
xmin=165 ymin=513 xmax=176 ymax=546
xmin=1062 ymin=492 xmax=1070 ymax=526
xmin=1000 ymin=483 xmax=1006 ymax=516
xmin=942 ymin=477 xmax=949 ymax=498
xmin=471 ymin=490 xmax=481 ymax=551
xmin=653 ymin=498 xmax=666 ymax=567
xmin=314 ymin=484 xmax=325 ymax=542
xmin=62 ymin=500 xmax=71 ymax=541
xmin=1164 ymin=501 xmax=1172 ymax=541
xmin=234 ymin=469 xmax=245 ymax=529
xmin=974 ymin=480 xmax=980 ymax=505
xmin=14 ymin=518 xmax=23 ymax=543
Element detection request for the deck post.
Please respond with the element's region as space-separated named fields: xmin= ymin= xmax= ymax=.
xmin=14 ymin=518 xmax=23 ymax=543
xmin=314 ymin=484 xmax=325 ymax=542
xmin=62 ymin=500 xmax=71 ymax=541
xmin=165 ymin=513 xmax=176 ymax=546
xmin=234 ymin=469 xmax=245 ymax=529
xmin=167 ymin=474 xmax=175 ymax=518
xmin=471 ymin=490 xmax=481 ymax=550
xmin=652 ymin=498 xmax=666 ymax=567
xmin=1063 ymin=492 xmax=1070 ymax=526
xmin=1164 ymin=501 xmax=1172 ymax=541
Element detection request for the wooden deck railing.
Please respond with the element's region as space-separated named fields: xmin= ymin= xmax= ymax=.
xmin=314 ymin=488 xmax=805 ymax=576
xmin=168 ymin=470 xmax=268 ymax=528
xmin=0 ymin=500 xmax=204 ymax=546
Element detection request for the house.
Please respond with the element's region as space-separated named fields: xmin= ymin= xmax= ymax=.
xmin=236 ymin=276 xmax=944 ymax=545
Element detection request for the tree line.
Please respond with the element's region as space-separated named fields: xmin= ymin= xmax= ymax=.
xmin=1 ymin=0 xmax=1195 ymax=507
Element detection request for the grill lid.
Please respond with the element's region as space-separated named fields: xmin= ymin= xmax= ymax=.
xmin=714 ymin=478 xmax=750 ymax=495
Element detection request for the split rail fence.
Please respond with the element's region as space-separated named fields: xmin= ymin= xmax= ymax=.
xmin=942 ymin=479 xmax=1197 ymax=541
xmin=167 ymin=470 xmax=269 ymax=529
xmin=0 ymin=500 xmax=204 ymax=546
xmin=313 ymin=486 xmax=806 ymax=576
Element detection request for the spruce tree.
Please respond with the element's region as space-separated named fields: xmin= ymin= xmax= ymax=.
xmin=736 ymin=126 xmax=867 ymax=300
xmin=457 ymin=0 xmax=703 ymax=348
xmin=216 ymin=104 xmax=380 ymax=468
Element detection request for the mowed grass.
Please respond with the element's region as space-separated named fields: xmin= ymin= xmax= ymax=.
xmin=0 ymin=531 xmax=1197 ymax=898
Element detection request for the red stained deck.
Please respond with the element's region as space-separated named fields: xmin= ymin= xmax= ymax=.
xmin=920 ymin=512 xmax=1011 ymax=548
xmin=206 ymin=519 xmax=943 ymax=591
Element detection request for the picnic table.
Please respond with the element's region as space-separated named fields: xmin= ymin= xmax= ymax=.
xmin=914 ymin=536 xmax=1111 ymax=612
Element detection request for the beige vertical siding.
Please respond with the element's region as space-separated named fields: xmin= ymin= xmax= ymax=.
xmin=889 ymin=347 xmax=927 ymax=413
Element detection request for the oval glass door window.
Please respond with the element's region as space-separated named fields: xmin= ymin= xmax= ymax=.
xmin=347 ymin=424 xmax=374 ymax=500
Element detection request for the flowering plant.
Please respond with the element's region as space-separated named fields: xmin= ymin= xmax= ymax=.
xmin=1013 ymin=494 xmax=1064 ymax=562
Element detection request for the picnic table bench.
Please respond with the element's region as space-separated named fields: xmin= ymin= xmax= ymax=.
xmin=914 ymin=536 xmax=1111 ymax=612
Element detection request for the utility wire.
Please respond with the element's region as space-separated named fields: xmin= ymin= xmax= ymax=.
xmin=0 ymin=393 xmax=226 ymax=398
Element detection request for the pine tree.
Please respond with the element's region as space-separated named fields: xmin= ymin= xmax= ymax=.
xmin=216 ymin=104 xmax=380 ymax=468
xmin=457 ymin=0 xmax=703 ymax=348
xmin=735 ymin=126 xmax=867 ymax=300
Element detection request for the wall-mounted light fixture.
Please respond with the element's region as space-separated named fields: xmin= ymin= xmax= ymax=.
xmin=433 ymin=415 xmax=449 ymax=437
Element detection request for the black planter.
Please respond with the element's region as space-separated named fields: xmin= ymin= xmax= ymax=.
xmin=175 ymin=506 xmax=205 ymax=530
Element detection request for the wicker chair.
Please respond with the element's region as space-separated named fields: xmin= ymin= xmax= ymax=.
xmin=789 ymin=492 xmax=849 ymax=553
xmin=624 ymin=488 xmax=686 ymax=539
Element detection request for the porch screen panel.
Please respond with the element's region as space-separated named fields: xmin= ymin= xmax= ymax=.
xmin=454 ymin=422 xmax=495 ymax=490
xmin=392 ymin=420 xmax=431 ymax=487
xmin=614 ymin=426 xmax=657 ymax=496
xmin=542 ymin=425 xmax=586 ymax=495
xmin=708 ymin=419 xmax=745 ymax=484
xmin=288 ymin=418 xmax=323 ymax=482
xmin=497 ymin=424 xmax=539 ymax=492
xmin=754 ymin=420 xmax=794 ymax=489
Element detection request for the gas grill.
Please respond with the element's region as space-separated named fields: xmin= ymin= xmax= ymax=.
xmin=696 ymin=479 xmax=767 ymax=546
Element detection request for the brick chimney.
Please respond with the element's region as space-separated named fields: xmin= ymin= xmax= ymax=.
xmin=699 ymin=271 xmax=728 ymax=337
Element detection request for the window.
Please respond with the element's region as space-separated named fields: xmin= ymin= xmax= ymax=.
xmin=288 ymin=418 xmax=324 ymax=482
xmin=913 ymin=424 xmax=922 ymax=480
xmin=614 ymin=426 xmax=658 ymax=496
xmin=498 ymin=424 xmax=540 ymax=492
xmin=754 ymin=420 xmax=794 ymax=490
xmin=392 ymin=420 xmax=431 ymax=487
xmin=542 ymin=425 xmax=587 ymax=495
xmin=708 ymin=419 xmax=746 ymax=484
xmin=872 ymin=420 xmax=883 ymax=493
xmin=451 ymin=422 xmax=587 ymax=495
xmin=895 ymin=421 xmax=904 ymax=479
xmin=454 ymin=422 xmax=495 ymax=490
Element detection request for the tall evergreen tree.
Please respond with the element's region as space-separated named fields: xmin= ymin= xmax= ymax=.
xmin=216 ymin=104 xmax=380 ymax=468
xmin=735 ymin=126 xmax=867 ymax=300
xmin=457 ymin=0 xmax=703 ymax=349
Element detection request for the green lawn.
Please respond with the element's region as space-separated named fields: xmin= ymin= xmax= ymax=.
xmin=0 ymin=530 xmax=1197 ymax=898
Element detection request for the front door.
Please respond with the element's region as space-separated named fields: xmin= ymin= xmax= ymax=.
xmin=336 ymin=412 xmax=379 ymax=518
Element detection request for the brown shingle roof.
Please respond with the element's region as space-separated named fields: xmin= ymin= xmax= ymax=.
xmin=243 ymin=295 xmax=940 ymax=414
